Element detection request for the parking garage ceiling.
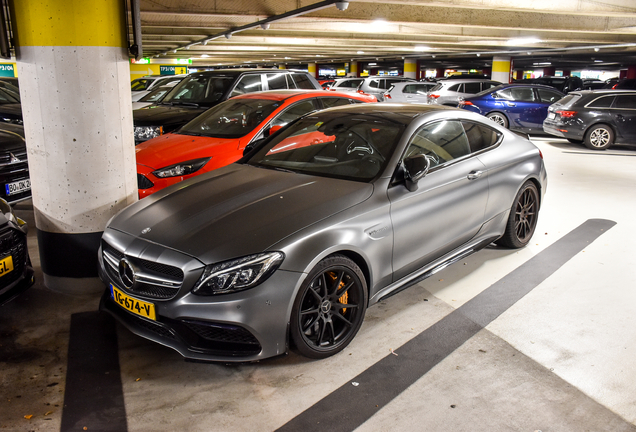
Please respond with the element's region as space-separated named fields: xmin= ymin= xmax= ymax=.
xmin=136 ymin=0 xmax=636 ymax=71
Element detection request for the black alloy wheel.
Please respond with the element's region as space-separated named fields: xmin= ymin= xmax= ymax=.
xmin=496 ymin=181 xmax=539 ymax=249
xmin=290 ymin=255 xmax=367 ymax=359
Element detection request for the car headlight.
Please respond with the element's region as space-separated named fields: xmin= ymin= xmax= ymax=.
xmin=1 ymin=118 xmax=23 ymax=125
xmin=192 ymin=252 xmax=284 ymax=296
xmin=0 ymin=198 xmax=26 ymax=229
xmin=134 ymin=126 xmax=162 ymax=142
xmin=151 ymin=157 xmax=211 ymax=178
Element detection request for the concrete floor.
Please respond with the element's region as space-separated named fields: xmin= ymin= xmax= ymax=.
xmin=1 ymin=137 xmax=636 ymax=432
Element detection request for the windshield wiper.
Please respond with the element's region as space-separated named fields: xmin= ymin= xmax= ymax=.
xmin=178 ymin=130 xmax=204 ymax=137
xmin=171 ymin=101 xmax=200 ymax=107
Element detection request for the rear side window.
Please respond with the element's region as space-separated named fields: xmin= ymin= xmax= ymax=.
xmin=320 ymin=97 xmax=351 ymax=108
xmin=554 ymin=94 xmax=579 ymax=107
xmin=461 ymin=121 xmax=500 ymax=153
xmin=587 ymin=96 xmax=615 ymax=108
xmin=537 ymin=89 xmax=563 ymax=103
xmin=336 ymin=79 xmax=362 ymax=89
xmin=498 ymin=87 xmax=535 ymax=102
xmin=430 ymin=83 xmax=443 ymax=92
xmin=614 ymin=95 xmax=636 ymax=109
xmin=369 ymin=80 xmax=380 ymax=89
xmin=266 ymin=73 xmax=288 ymax=90
xmin=463 ymin=82 xmax=481 ymax=94
xmin=448 ymin=83 xmax=462 ymax=92
xmin=403 ymin=84 xmax=428 ymax=95
xmin=291 ymin=73 xmax=315 ymax=89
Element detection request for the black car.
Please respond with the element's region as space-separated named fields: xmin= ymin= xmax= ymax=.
xmin=543 ymin=90 xmax=636 ymax=150
xmin=0 ymin=87 xmax=22 ymax=125
xmin=133 ymin=69 xmax=321 ymax=144
xmin=613 ymin=78 xmax=636 ymax=90
xmin=0 ymin=123 xmax=30 ymax=203
xmin=0 ymin=197 xmax=34 ymax=306
xmin=518 ymin=76 xmax=583 ymax=93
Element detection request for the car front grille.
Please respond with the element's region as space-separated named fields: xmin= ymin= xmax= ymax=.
xmin=182 ymin=320 xmax=261 ymax=346
xmin=137 ymin=174 xmax=154 ymax=189
xmin=102 ymin=240 xmax=184 ymax=300
xmin=0 ymin=227 xmax=27 ymax=289
xmin=0 ymin=148 xmax=30 ymax=202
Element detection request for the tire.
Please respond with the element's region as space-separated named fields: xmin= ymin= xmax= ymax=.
xmin=290 ymin=254 xmax=367 ymax=359
xmin=584 ymin=124 xmax=614 ymax=150
xmin=487 ymin=112 xmax=509 ymax=129
xmin=567 ymin=138 xmax=583 ymax=144
xmin=496 ymin=181 xmax=540 ymax=249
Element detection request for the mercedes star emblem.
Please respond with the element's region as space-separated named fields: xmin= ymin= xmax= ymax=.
xmin=118 ymin=258 xmax=136 ymax=289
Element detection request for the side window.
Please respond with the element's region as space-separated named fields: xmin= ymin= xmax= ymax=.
xmin=402 ymin=84 xmax=415 ymax=94
xmin=448 ymin=83 xmax=462 ymax=92
xmin=537 ymin=89 xmax=563 ymax=103
xmin=587 ymin=96 xmax=615 ymax=108
xmin=320 ymin=97 xmax=351 ymax=108
xmin=266 ymin=73 xmax=287 ymax=90
xmin=270 ymin=100 xmax=319 ymax=129
xmin=481 ymin=82 xmax=499 ymax=91
xmin=231 ymin=74 xmax=263 ymax=97
xmin=499 ymin=87 xmax=535 ymax=101
xmin=614 ymin=95 xmax=636 ymax=109
xmin=291 ymin=73 xmax=315 ymax=89
xmin=461 ymin=121 xmax=501 ymax=153
xmin=369 ymin=80 xmax=379 ymax=89
xmin=463 ymin=82 xmax=481 ymax=94
xmin=404 ymin=120 xmax=471 ymax=168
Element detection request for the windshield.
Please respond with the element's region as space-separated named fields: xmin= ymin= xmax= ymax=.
xmin=139 ymin=86 xmax=171 ymax=103
xmin=131 ymin=78 xmax=151 ymax=91
xmin=245 ymin=112 xmax=404 ymax=182
xmin=162 ymin=75 xmax=235 ymax=106
xmin=0 ymin=88 xmax=19 ymax=104
xmin=179 ymin=98 xmax=280 ymax=138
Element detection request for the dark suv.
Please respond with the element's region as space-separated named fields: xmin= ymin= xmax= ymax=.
xmin=543 ymin=90 xmax=636 ymax=150
xmin=133 ymin=69 xmax=321 ymax=144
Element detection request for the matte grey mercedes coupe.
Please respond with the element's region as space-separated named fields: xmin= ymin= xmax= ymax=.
xmin=99 ymin=104 xmax=547 ymax=361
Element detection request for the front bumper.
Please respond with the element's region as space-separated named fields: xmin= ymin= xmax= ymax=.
xmin=0 ymin=222 xmax=35 ymax=306
xmin=98 ymin=233 xmax=305 ymax=362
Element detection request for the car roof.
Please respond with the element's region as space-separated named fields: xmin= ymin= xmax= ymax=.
xmin=308 ymin=103 xmax=458 ymax=125
xmin=569 ymin=89 xmax=636 ymax=96
xmin=233 ymin=89 xmax=368 ymax=102
xmin=188 ymin=68 xmax=303 ymax=78
xmin=497 ymin=83 xmax=563 ymax=91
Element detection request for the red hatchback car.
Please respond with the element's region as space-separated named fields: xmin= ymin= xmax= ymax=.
xmin=136 ymin=90 xmax=376 ymax=198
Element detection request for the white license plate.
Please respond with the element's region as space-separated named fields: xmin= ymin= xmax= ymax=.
xmin=5 ymin=179 xmax=30 ymax=196
xmin=547 ymin=112 xmax=556 ymax=120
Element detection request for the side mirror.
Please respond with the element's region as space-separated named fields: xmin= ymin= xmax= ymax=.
xmin=403 ymin=154 xmax=430 ymax=192
xmin=243 ymin=138 xmax=265 ymax=156
xmin=268 ymin=125 xmax=283 ymax=136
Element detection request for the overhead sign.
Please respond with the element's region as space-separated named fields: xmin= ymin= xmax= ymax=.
xmin=131 ymin=58 xmax=151 ymax=64
xmin=0 ymin=64 xmax=15 ymax=77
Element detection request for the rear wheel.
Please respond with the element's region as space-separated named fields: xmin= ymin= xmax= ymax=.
xmin=584 ymin=124 xmax=614 ymax=150
xmin=496 ymin=181 xmax=539 ymax=249
xmin=487 ymin=112 xmax=509 ymax=129
xmin=290 ymin=255 xmax=367 ymax=359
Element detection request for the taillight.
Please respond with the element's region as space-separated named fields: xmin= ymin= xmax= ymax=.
xmin=384 ymin=93 xmax=391 ymax=99
xmin=463 ymin=101 xmax=474 ymax=106
xmin=429 ymin=94 xmax=440 ymax=99
xmin=357 ymin=89 xmax=364 ymax=94
xmin=612 ymin=84 xmax=618 ymax=89
xmin=556 ymin=110 xmax=577 ymax=118
xmin=539 ymin=149 xmax=543 ymax=159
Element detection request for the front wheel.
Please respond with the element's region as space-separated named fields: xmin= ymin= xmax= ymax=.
xmin=487 ymin=112 xmax=509 ymax=129
xmin=496 ymin=181 xmax=539 ymax=249
xmin=290 ymin=255 xmax=367 ymax=359
xmin=584 ymin=124 xmax=614 ymax=150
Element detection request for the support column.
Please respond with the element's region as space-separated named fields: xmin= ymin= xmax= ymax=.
xmin=350 ymin=61 xmax=359 ymax=77
xmin=278 ymin=64 xmax=286 ymax=70
xmin=492 ymin=56 xmax=512 ymax=84
xmin=543 ymin=66 xmax=556 ymax=76
xmin=404 ymin=58 xmax=416 ymax=79
xmin=562 ymin=70 xmax=571 ymax=77
xmin=416 ymin=60 xmax=421 ymax=80
xmin=627 ymin=65 xmax=636 ymax=79
xmin=436 ymin=68 xmax=445 ymax=78
xmin=308 ymin=62 xmax=318 ymax=78
xmin=619 ymin=70 xmax=627 ymax=79
xmin=482 ymin=67 xmax=491 ymax=78
xmin=11 ymin=0 xmax=137 ymax=294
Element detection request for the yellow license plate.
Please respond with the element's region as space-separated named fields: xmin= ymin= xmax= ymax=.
xmin=0 ymin=255 xmax=13 ymax=276
xmin=111 ymin=284 xmax=156 ymax=320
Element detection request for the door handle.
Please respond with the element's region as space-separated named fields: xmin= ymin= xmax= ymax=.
xmin=506 ymin=102 xmax=516 ymax=107
xmin=467 ymin=170 xmax=483 ymax=180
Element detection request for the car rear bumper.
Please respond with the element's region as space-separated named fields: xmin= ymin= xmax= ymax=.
xmin=542 ymin=120 xmax=585 ymax=140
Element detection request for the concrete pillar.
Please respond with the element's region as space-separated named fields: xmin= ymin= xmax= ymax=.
xmin=619 ymin=70 xmax=627 ymax=79
xmin=350 ymin=61 xmax=359 ymax=77
xmin=404 ymin=59 xmax=416 ymax=79
xmin=492 ymin=56 xmax=512 ymax=84
xmin=627 ymin=65 xmax=636 ymax=79
xmin=370 ymin=68 xmax=379 ymax=76
xmin=482 ymin=67 xmax=491 ymax=78
xmin=562 ymin=70 xmax=571 ymax=77
xmin=543 ymin=67 xmax=556 ymax=76
xmin=11 ymin=0 xmax=137 ymax=294
xmin=415 ymin=60 xmax=421 ymax=80
xmin=436 ymin=68 xmax=445 ymax=78
xmin=278 ymin=64 xmax=286 ymax=70
xmin=308 ymin=62 xmax=318 ymax=78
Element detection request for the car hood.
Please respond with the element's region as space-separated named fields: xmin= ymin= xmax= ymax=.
xmin=0 ymin=104 xmax=22 ymax=118
xmin=133 ymin=104 xmax=209 ymax=131
xmin=136 ymin=133 xmax=240 ymax=170
xmin=109 ymin=164 xmax=373 ymax=264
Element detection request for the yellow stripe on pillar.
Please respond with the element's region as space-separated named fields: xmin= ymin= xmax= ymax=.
xmin=10 ymin=0 xmax=126 ymax=47
xmin=404 ymin=61 xmax=417 ymax=73
xmin=492 ymin=60 xmax=511 ymax=73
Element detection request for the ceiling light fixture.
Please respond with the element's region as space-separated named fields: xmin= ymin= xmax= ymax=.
xmin=261 ymin=23 xmax=270 ymax=30
xmin=335 ymin=1 xmax=349 ymax=11
xmin=413 ymin=46 xmax=429 ymax=52
xmin=201 ymin=54 xmax=209 ymax=58
xmin=357 ymin=51 xmax=364 ymax=54
xmin=476 ymin=53 xmax=481 ymax=57
xmin=225 ymin=33 xmax=232 ymax=39
xmin=594 ymin=47 xmax=600 ymax=52
xmin=506 ymin=37 xmax=541 ymax=45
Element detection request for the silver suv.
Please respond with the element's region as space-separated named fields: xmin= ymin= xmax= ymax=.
xmin=328 ymin=77 xmax=365 ymax=93
xmin=427 ymin=79 xmax=500 ymax=106
xmin=357 ymin=76 xmax=416 ymax=101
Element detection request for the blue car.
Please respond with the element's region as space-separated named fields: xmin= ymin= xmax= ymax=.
xmin=459 ymin=84 xmax=564 ymax=133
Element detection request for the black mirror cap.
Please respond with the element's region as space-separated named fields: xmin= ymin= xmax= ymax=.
xmin=403 ymin=154 xmax=430 ymax=192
